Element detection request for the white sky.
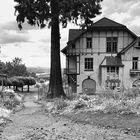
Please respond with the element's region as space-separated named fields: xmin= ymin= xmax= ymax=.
xmin=0 ymin=0 xmax=140 ymax=68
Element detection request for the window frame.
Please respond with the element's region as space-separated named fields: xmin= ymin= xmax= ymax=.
xmin=138 ymin=41 xmax=140 ymax=46
xmin=132 ymin=57 xmax=138 ymax=70
xmin=106 ymin=37 xmax=118 ymax=53
xmin=84 ymin=58 xmax=93 ymax=71
xmin=72 ymin=44 xmax=76 ymax=49
xmin=86 ymin=37 xmax=92 ymax=49
xmin=107 ymin=66 xmax=119 ymax=75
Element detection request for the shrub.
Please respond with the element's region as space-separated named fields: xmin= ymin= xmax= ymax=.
xmin=63 ymin=84 xmax=79 ymax=100
xmin=122 ymin=88 xmax=140 ymax=100
xmin=97 ymin=87 xmax=140 ymax=100
xmin=97 ymin=89 xmax=122 ymax=100
xmin=73 ymin=100 xmax=87 ymax=109
xmin=102 ymin=98 xmax=140 ymax=114
xmin=54 ymin=98 xmax=68 ymax=110
xmin=3 ymin=98 xmax=20 ymax=110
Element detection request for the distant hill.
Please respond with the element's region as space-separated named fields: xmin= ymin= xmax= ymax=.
xmin=27 ymin=67 xmax=50 ymax=73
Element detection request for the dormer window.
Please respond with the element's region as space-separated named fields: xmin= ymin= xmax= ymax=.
xmin=86 ymin=37 xmax=92 ymax=49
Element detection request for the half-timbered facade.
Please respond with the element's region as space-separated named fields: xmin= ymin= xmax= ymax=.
xmin=62 ymin=17 xmax=140 ymax=94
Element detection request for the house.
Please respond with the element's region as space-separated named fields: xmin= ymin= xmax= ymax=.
xmin=62 ymin=17 xmax=140 ymax=94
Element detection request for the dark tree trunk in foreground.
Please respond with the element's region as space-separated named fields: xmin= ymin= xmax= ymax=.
xmin=27 ymin=85 xmax=30 ymax=92
xmin=21 ymin=86 xmax=23 ymax=92
xmin=48 ymin=0 xmax=65 ymax=98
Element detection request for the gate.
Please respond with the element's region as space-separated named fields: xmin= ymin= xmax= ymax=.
xmin=82 ymin=77 xmax=96 ymax=95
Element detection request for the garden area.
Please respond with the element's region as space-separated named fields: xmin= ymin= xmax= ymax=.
xmin=0 ymin=80 xmax=140 ymax=139
xmin=20 ymin=85 xmax=140 ymax=139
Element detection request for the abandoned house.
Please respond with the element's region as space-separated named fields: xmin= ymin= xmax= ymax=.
xmin=62 ymin=17 xmax=140 ymax=94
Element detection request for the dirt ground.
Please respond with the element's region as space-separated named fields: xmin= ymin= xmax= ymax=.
xmin=1 ymin=93 xmax=140 ymax=140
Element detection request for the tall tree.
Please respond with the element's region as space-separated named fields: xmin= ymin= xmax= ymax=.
xmin=14 ymin=0 xmax=103 ymax=98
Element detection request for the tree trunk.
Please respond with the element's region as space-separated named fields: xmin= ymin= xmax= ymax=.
xmin=16 ymin=86 xmax=18 ymax=91
xmin=27 ymin=85 xmax=30 ymax=92
xmin=48 ymin=0 xmax=66 ymax=98
xmin=21 ymin=86 xmax=23 ymax=92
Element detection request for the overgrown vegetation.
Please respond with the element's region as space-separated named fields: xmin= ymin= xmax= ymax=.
xmin=43 ymin=87 xmax=140 ymax=116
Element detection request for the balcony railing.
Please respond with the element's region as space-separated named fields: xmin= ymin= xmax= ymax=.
xmin=63 ymin=68 xmax=77 ymax=74
xmin=66 ymin=48 xmax=104 ymax=55
xmin=107 ymin=73 xmax=119 ymax=79
xmin=130 ymin=69 xmax=140 ymax=77
xmin=134 ymin=46 xmax=140 ymax=49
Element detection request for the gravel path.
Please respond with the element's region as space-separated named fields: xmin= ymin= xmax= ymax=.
xmin=1 ymin=94 xmax=139 ymax=140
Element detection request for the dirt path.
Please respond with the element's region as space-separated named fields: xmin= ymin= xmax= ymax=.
xmin=1 ymin=94 xmax=139 ymax=140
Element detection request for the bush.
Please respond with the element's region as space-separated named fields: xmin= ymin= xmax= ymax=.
xmin=97 ymin=87 xmax=140 ymax=100
xmin=54 ymin=98 xmax=68 ymax=110
xmin=102 ymin=98 xmax=140 ymax=114
xmin=122 ymin=88 xmax=140 ymax=100
xmin=73 ymin=100 xmax=87 ymax=109
xmin=63 ymin=84 xmax=79 ymax=100
xmin=3 ymin=98 xmax=20 ymax=110
xmin=97 ymin=89 xmax=121 ymax=100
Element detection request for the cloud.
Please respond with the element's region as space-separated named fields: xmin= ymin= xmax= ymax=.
xmin=0 ymin=30 xmax=30 ymax=44
xmin=129 ymin=25 xmax=140 ymax=36
xmin=0 ymin=21 xmax=40 ymax=33
xmin=100 ymin=0 xmax=140 ymax=36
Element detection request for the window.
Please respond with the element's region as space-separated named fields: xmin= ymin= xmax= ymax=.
xmin=86 ymin=37 xmax=92 ymax=49
xmin=85 ymin=58 xmax=93 ymax=71
xmin=107 ymin=67 xmax=119 ymax=74
xmin=106 ymin=37 xmax=118 ymax=53
xmin=106 ymin=66 xmax=120 ymax=90
xmin=72 ymin=44 xmax=75 ymax=49
xmin=132 ymin=57 xmax=138 ymax=70
xmin=138 ymin=41 xmax=140 ymax=46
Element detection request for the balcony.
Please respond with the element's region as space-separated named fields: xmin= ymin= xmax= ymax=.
xmin=134 ymin=46 xmax=140 ymax=49
xmin=130 ymin=69 xmax=140 ymax=77
xmin=63 ymin=68 xmax=77 ymax=75
xmin=66 ymin=48 xmax=95 ymax=55
xmin=107 ymin=73 xmax=119 ymax=80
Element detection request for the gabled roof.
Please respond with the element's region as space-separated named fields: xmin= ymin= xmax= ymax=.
xmin=90 ymin=17 xmax=126 ymax=28
xmin=68 ymin=17 xmax=129 ymax=43
xmin=118 ymin=37 xmax=140 ymax=54
xmin=100 ymin=56 xmax=124 ymax=67
xmin=68 ymin=17 xmax=137 ymax=42
xmin=61 ymin=17 xmax=138 ymax=54
xmin=68 ymin=29 xmax=84 ymax=42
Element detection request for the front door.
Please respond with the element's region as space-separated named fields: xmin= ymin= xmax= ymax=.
xmin=82 ymin=77 xmax=96 ymax=95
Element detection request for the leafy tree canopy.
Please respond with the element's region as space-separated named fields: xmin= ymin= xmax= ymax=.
xmin=14 ymin=0 xmax=103 ymax=29
xmin=0 ymin=57 xmax=29 ymax=77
